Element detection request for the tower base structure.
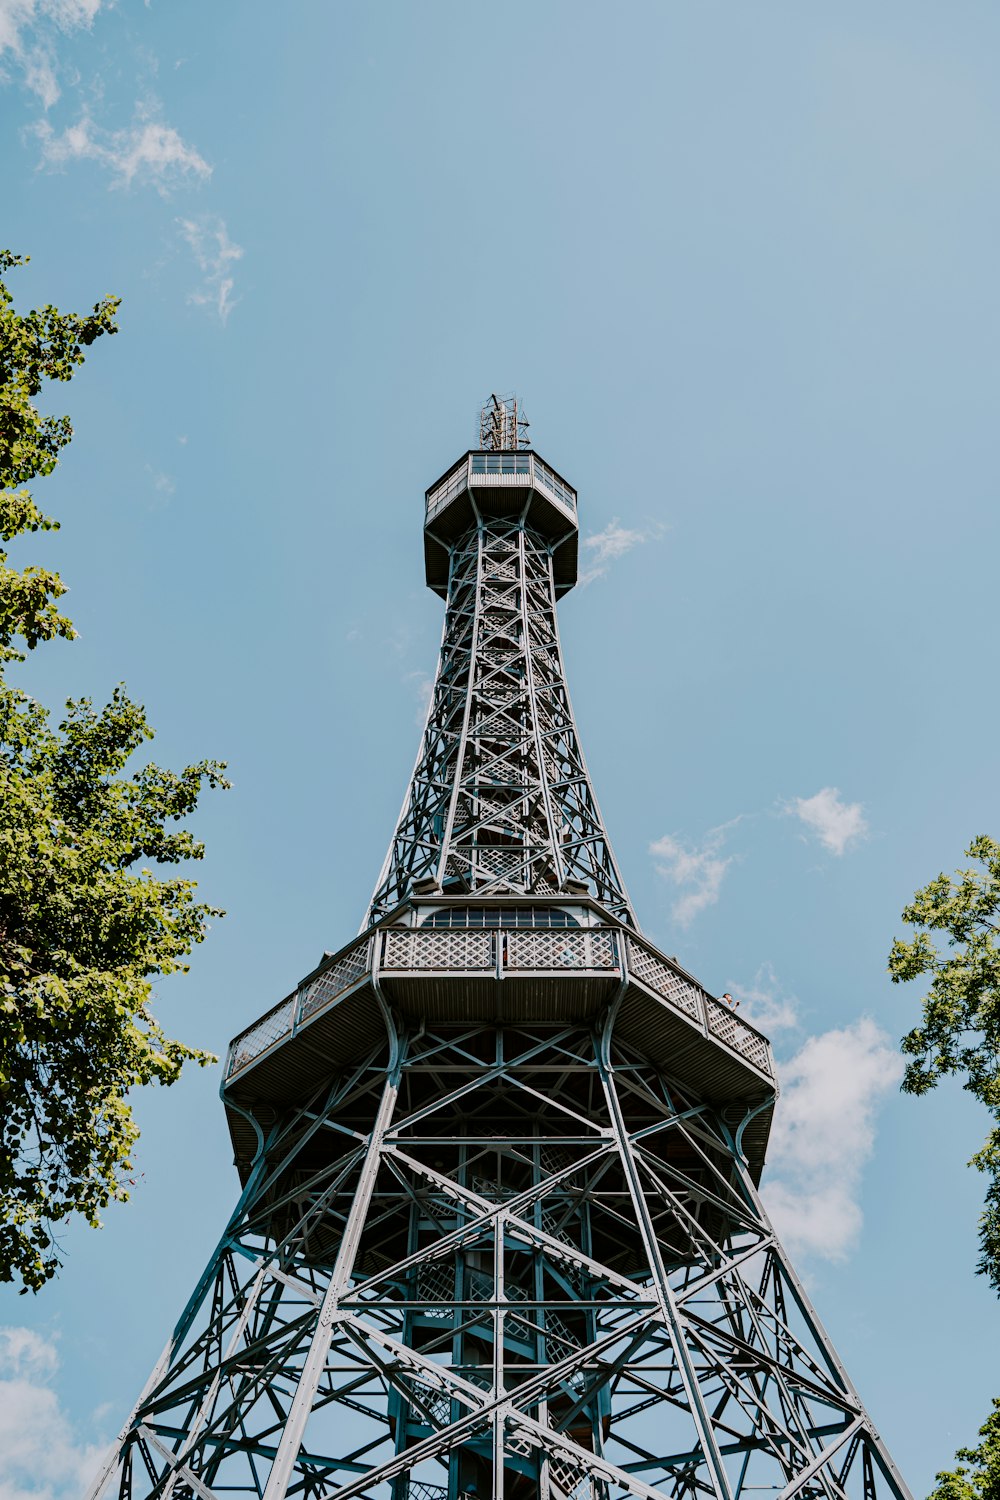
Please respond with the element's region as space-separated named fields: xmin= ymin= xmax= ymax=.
xmin=90 ymin=899 xmax=909 ymax=1500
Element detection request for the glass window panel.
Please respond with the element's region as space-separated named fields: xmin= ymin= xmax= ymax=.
xmin=424 ymin=906 xmax=580 ymax=929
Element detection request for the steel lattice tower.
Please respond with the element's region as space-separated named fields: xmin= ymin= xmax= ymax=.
xmin=91 ymin=398 xmax=912 ymax=1500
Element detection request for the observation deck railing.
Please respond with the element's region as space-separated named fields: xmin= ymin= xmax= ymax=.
xmin=425 ymin=452 xmax=577 ymax=527
xmin=225 ymin=926 xmax=774 ymax=1085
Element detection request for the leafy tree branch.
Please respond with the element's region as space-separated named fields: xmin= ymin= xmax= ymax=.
xmin=927 ymin=1398 xmax=1000 ymax=1500
xmin=0 ymin=251 xmax=228 ymax=1291
xmin=889 ymin=834 xmax=1000 ymax=1293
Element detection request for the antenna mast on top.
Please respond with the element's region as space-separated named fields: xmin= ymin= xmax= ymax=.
xmin=479 ymin=392 xmax=530 ymax=451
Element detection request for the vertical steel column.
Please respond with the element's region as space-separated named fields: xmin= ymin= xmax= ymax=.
xmin=493 ymin=1212 xmax=507 ymax=1500
xmin=519 ymin=525 xmax=566 ymax=891
xmin=596 ymin=1036 xmax=733 ymax=1500
xmin=434 ymin=520 xmax=483 ymax=888
xmin=737 ymin=1164 xmax=914 ymax=1500
xmin=261 ymin=1059 xmax=404 ymax=1500
xmin=84 ymin=1141 xmax=271 ymax=1500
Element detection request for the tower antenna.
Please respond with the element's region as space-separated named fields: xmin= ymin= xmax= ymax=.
xmin=479 ymin=390 xmax=531 ymax=450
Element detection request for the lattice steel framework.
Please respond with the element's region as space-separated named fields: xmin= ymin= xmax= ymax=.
xmin=368 ymin=516 xmax=633 ymax=927
xmin=90 ymin=412 xmax=911 ymax=1500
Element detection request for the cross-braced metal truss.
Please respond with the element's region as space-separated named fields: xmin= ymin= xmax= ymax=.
xmin=367 ymin=520 xmax=633 ymax=927
xmin=90 ymin=1017 xmax=910 ymax=1500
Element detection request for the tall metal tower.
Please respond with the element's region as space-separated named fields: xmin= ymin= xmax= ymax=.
xmin=91 ymin=401 xmax=911 ymax=1500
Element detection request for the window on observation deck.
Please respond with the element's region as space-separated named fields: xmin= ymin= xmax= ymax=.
xmin=423 ymin=906 xmax=581 ymax=928
xmin=471 ymin=453 xmax=531 ymax=476
xmin=530 ymin=456 xmax=576 ymax=510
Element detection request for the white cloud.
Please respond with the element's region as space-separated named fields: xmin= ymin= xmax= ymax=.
xmin=0 ymin=1325 xmax=58 ymax=1377
xmin=19 ymin=43 xmax=57 ymax=107
xmin=0 ymin=0 xmax=103 ymax=106
xmin=145 ymin=465 xmax=174 ymax=497
xmin=789 ymin=785 xmax=868 ymax=857
xmin=0 ymin=1326 xmax=110 ymax=1500
xmin=579 ymin=517 xmax=664 ymax=586
xmin=650 ymin=819 xmax=738 ymax=927
xmin=177 ymin=214 xmax=243 ymax=323
xmin=762 ymin=1018 xmax=902 ymax=1261
xmin=405 ymin=669 xmax=434 ymax=726
xmin=34 ymin=109 xmax=211 ymax=192
xmin=729 ymin=961 xmax=799 ymax=1034
xmin=144 ymin=465 xmax=174 ymax=512
xmin=0 ymin=0 xmax=102 ymax=44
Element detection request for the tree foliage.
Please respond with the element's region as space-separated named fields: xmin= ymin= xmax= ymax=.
xmin=0 ymin=250 xmax=119 ymax=663
xmin=0 ymin=251 xmax=227 ymax=1291
xmin=928 ymin=1398 xmax=1000 ymax=1500
xmin=889 ymin=834 xmax=1000 ymax=1293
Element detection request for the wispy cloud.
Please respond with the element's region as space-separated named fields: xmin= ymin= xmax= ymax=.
xmin=144 ymin=464 xmax=174 ymax=512
xmin=789 ymin=785 xmax=868 ymax=857
xmin=6 ymin=9 xmax=240 ymax=327
xmin=762 ymin=1018 xmax=902 ymax=1261
xmin=0 ymin=0 xmax=104 ymax=107
xmin=650 ymin=818 xmax=740 ymax=927
xmin=0 ymin=1325 xmax=110 ymax=1500
xmin=33 ymin=107 xmax=211 ymax=192
xmin=19 ymin=41 xmax=58 ymax=108
xmin=177 ymin=214 xmax=243 ymax=323
xmin=145 ymin=465 xmax=174 ymax=496
xmin=579 ymin=517 xmax=664 ymax=586
xmin=405 ymin=669 xmax=434 ymax=727
xmin=729 ymin=960 xmax=799 ymax=1034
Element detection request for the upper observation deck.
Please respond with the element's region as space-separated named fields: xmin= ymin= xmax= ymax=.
xmin=423 ymin=448 xmax=579 ymax=597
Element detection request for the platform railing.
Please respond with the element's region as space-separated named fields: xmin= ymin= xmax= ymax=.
xmin=226 ymin=994 xmax=298 ymax=1080
xmin=621 ymin=935 xmax=773 ymax=1075
xmin=225 ymin=925 xmax=774 ymax=1084
xmin=425 ymin=453 xmax=578 ymax=526
xmin=425 ymin=459 xmax=470 ymax=523
xmin=379 ymin=925 xmax=618 ymax=974
xmin=704 ymin=995 xmax=772 ymax=1074
xmin=225 ymin=934 xmax=373 ymax=1080
xmin=529 ymin=453 xmax=577 ymax=511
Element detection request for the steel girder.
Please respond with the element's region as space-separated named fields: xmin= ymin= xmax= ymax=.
xmin=89 ymin=1014 xmax=911 ymax=1500
xmin=367 ymin=520 xmax=633 ymax=927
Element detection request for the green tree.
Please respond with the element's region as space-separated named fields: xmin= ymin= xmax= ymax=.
xmin=928 ymin=1398 xmax=1000 ymax=1500
xmin=0 ymin=251 xmax=228 ymax=1291
xmin=889 ymin=834 xmax=1000 ymax=1294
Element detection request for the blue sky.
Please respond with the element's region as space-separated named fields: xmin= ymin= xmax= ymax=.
xmin=1 ymin=2 xmax=999 ymax=1494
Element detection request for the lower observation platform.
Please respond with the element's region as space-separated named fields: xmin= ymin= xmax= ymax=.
xmin=223 ymin=898 xmax=775 ymax=1181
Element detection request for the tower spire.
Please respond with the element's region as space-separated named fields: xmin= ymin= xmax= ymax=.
xmin=89 ymin=409 xmax=912 ymax=1500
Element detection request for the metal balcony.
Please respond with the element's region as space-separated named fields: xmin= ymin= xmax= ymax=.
xmin=223 ymin=922 xmax=775 ymax=1176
